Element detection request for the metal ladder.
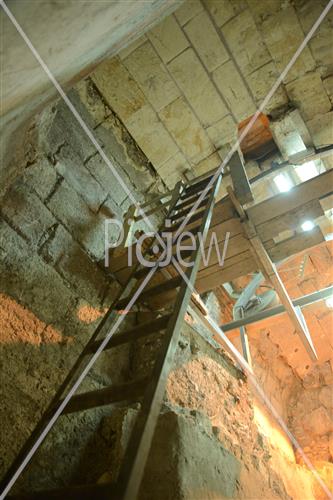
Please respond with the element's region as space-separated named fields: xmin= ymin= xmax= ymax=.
xmin=2 ymin=171 xmax=222 ymax=499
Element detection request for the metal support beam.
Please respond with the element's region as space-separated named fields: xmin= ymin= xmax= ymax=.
xmin=221 ymin=286 xmax=333 ymax=332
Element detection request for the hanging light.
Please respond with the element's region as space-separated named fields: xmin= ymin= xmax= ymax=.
xmin=301 ymin=220 xmax=315 ymax=232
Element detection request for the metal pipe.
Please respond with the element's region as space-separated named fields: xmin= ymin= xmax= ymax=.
xmin=221 ymin=286 xmax=333 ymax=332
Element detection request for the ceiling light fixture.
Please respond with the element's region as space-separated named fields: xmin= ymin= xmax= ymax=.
xmin=301 ymin=220 xmax=315 ymax=232
xmin=273 ymin=173 xmax=293 ymax=193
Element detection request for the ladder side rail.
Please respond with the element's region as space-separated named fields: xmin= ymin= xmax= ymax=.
xmin=117 ymin=173 xmax=223 ymax=500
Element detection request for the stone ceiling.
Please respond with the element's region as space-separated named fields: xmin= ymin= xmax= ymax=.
xmin=89 ymin=0 xmax=333 ymax=190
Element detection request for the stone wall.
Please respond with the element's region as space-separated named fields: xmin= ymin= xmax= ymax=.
xmin=86 ymin=0 xmax=333 ymax=189
xmin=0 ymin=78 xmax=164 ymax=482
xmin=9 ymin=317 xmax=332 ymax=498
xmin=230 ymin=242 xmax=333 ymax=469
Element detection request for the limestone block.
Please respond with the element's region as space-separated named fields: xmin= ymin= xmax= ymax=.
xmin=75 ymin=78 xmax=111 ymax=128
xmin=91 ymin=58 xmax=146 ymax=122
xmin=159 ymin=96 xmax=214 ymax=163
xmin=247 ymin=61 xmax=289 ymax=113
xmin=246 ymin=0 xmax=282 ymax=24
xmin=222 ymin=9 xmax=271 ymax=76
xmin=0 ymin=220 xmax=77 ymax=327
xmin=122 ymin=41 xmax=180 ymax=111
xmin=157 ymin=151 xmax=191 ymax=189
xmin=1 ymin=181 xmax=57 ymax=247
xmin=125 ymin=104 xmax=178 ymax=167
xmin=323 ymin=75 xmax=333 ymax=106
xmin=168 ymin=48 xmax=228 ymax=127
xmin=192 ymin=152 xmax=221 ymax=177
xmin=141 ymin=410 xmax=240 ymax=499
xmin=47 ymin=180 xmax=107 ymax=260
xmin=206 ymin=114 xmax=237 ymax=149
xmin=94 ymin=117 xmax=156 ymax=194
xmin=295 ymin=0 xmax=333 ymax=78
xmin=260 ymin=6 xmax=316 ymax=83
xmin=84 ymin=154 xmax=129 ymax=208
xmin=175 ymin=0 xmax=203 ymax=25
xmin=203 ymin=0 xmax=247 ymax=27
xmin=304 ymin=406 xmax=333 ymax=436
xmin=184 ymin=11 xmax=229 ymax=72
xmin=55 ymin=146 xmax=108 ymax=214
xmin=22 ymin=158 xmax=58 ymax=201
xmin=147 ymin=15 xmax=189 ymax=63
xmin=286 ymin=72 xmax=331 ymax=121
xmin=118 ymin=35 xmax=147 ymax=60
xmin=306 ymin=111 xmax=333 ymax=147
xmin=213 ymin=60 xmax=256 ymax=121
xmin=319 ymin=386 xmax=333 ymax=409
xmin=56 ymin=238 xmax=108 ymax=305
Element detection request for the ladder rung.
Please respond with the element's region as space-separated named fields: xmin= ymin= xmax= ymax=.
xmin=8 ymin=482 xmax=118 ymax=499
xmin=134 ymin=227 xmax=201 ymax=280
xmin=115 ymin=276 xmax=182 ymax=310
xmin=58 ymin=378 xmax=148 ymax=415
xmin=163 ymin=211 xmax=204 ymax=232
xmin=173 ymin=191 xmax=210 ymax=212
xmin=182 ymin=177 xmax=213 ymax=197
xmin=86 ymin=315 xmax=171 ymax=353
xmin=171 ymin=201 xmax=206 ymax=222
xmin=185 ymin=174 xmax=214 ymax=192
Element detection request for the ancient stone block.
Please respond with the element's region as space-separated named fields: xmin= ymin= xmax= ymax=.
xmin=192 ymin=152 xmax=221 ymax=177
xmin=203 ymin=0 xmax=247 ymax=27
xmin=206 ymin=114 xmax=237 ymax=149
xmin=246 ymin=0 xmax=281 ymax=24
xmin=147 ymin=15 xmax=189 ymax=63
xmin=56 ymin=242 xmax=108 ymax=305
xmin=286 ymin=72 xmax=331 ymax=121
xmin=22 ymin=158 xmax=58 ymax=201
xmin=1 ymin=181 xmax=57 ymax=247
xmin=260 ymin=6 xmax=316 ymax=83
xmin=84 ymin=153 xmax=131 ymax=208
xmin=0 ymin=220 xmax=77 ymax=327
xmin=184 ymin=11 xmax=229 ymax=72
xmin=123 ymin=41 xmax=180 ymax=111
xmin=306 ymin=111 xmax=333 ymax=147
xmin=222 ymin=9 xmax=271 ymax=76
xmin=295 ymin=0 xmax=333 ymax=77
xmin=118 ymin=35 xmax=147 ymax=60
xmin=55 ymin=146 xmax=108 ymax=213
xmin=91 ymin=58 xmax=146 ymax=122
xmin=213 ymin=60 xmax=256 ymax=121
xmin=159 ymin=96 xmax=214 ymax=163
xmin=304 ymin=406 xmax=333 ymax=436
xmin=47 ymin=180 xmax=107 ymax=260
xmin=323 ymin=75 xmax=333 ymax=106
xmin=94 ymin=117 xmax=155 ymax=194
xmin=175 ymin=0 xmax=203 ymax=25
xmin=247 ymin=61 xmax=289 ymax=113
xmin=157 ymin=151 xmax=192 ymax=189
xmin=168 ymin=48 xmax=228 ymax=127
xmin=75 ymin=78 xmax=111 ymax=128
xmin=125 ymin=104 xmax=178 ymax=167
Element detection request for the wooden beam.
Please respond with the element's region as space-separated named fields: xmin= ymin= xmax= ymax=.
xmin=229 ymin=148 xmax=253 ymax=204
xmin=228 ymin=188 xmax=318 ymax=362
xmin=247 ymin=169 xmax=333 ymax=226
